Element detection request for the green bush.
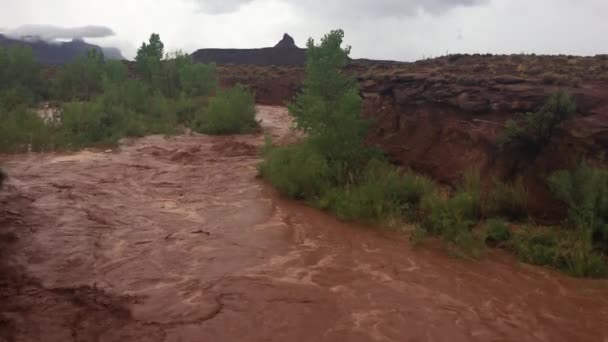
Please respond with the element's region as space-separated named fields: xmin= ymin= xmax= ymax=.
xmin=500 ymin=90 xmax=576 ymax=157
xmin=57 ymin=100 xmax=126 ymax=148
xmin=484 ymin=178 xmax=528 ymax=220
xmin=458 ymin=168 xmax=482 ymax=219
xmin=419 ymin=191 xmax=481 ymax=258
xmin=485 ymin=219 xmax=511 ymax=245
xmin=193 ymin=85 xmax=257 ymax=135
xmin=412 ymin=170 xmax=484 ymax=254
xmin=321 ymin=159 xmax=413 ymax=224
xmin=399 ymin=171 xmax=437 ymax=207
xmin=512 ymin=228 xmax=607 ymax=278
xmin=178 ymin=62 xmax=217 ymax=97
xmin=0 ymin=106 xmax=54 ymax=153
xmin=548 ymin=164 xmax=608 ymax=250
xmin=56 ymin=90 xmax=179 ymax=149
xmin=259 ymin=141 xmax=330 ymax=200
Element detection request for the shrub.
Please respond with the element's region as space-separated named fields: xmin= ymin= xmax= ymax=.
xmin=321 ymin=159 xmax=412 ymax=224
xmin=483 ymin=177 xmax=528 ymax=220
xmin=458 ymin=168 xmax=482 ymax=219
xmin=193 ymin=85 xmax=257 ymax=135
xmin=57 ymin=100 xmax=125 ymax=148
xmin=512 ymin=228 xmax=607 ymax=278
xmin=259 ymin=141 xmax=330 ymax=200
xmin=399 ymin=171 xmax=437 ymax=207
xmin=178 ymin=62 xmax=217 ymax=97
xmin=500 ymin=90 xmax=576 ymax=157
xmin=56 ymin=91 xmax=179 ymax=149
xmin=414 ymin=169 xmax=486 ymax=254
xmin=419 ymin=191 xmax=482 ymax=258
xmin=548 ymin=164 xmax=608 ymax=250
xmin=485 ymin=219 xmax=511 ymax=246
xmin=0 ymin=106 xmax=54 ymax=153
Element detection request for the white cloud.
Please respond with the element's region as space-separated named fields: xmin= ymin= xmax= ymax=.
xmin=3 ymin=24 xmax=115 ymax=41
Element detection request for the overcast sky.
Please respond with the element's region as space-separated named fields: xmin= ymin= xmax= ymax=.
xmin=1 ymin=0 xmax=607 ymax=61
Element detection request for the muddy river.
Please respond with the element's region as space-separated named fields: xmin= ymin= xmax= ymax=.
xmin=0 ymin=106 xmax=607 ymax=342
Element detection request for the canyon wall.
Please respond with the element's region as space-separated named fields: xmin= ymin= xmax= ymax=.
xmin=218 ymin=55 xmax=608 ymax=218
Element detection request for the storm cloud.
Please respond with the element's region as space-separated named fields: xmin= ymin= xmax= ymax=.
xmin=3 ymin=25 xmax=115 ymax=41
xmin=192 ymin=0 xmax=489 ymax=15
xmin=0 ymin=0 xmax=607 ymax=60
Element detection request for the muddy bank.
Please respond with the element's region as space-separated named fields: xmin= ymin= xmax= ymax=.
xmin=1 ymin=106 xmax=608 ymax=342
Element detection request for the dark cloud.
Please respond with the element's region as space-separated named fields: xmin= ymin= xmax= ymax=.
xmin=289 ymin=0 xmax=489 ymax=17
xmin=4 ymin=25 xmax=115 ymax=41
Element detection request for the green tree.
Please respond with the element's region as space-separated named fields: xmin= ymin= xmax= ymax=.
xmin=288 ymin=29 xmax=370 ymax=178
xmin=136 ymin=33 xmax=164 ymax=86
xmin=0 ymin=45 xmax=43 ymax=108
xmin=54 ymin=48 xmax=106 ymax=100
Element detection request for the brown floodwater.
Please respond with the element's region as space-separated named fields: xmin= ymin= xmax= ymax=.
xmin=0 ymin=106 xmax=607 ymax=342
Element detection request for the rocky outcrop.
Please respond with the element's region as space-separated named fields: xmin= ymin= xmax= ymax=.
xmin=274 ymin=34 xmax=298 ymax=49
xmin=0 ymin=34 xmax=124 ymax=64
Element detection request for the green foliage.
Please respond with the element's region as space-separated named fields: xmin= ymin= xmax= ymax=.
xmin=485 ymin=219 xmax=511 ymax=245
xmin=512 ymin=228 xmax=607 ymax=278
xmin=136 ymin=33 xmax=164 ymax=86
xmin=159 ymin=51 xmax=217 ymax=99
xmin=321 ymin=159 xmax=415 ymax=224
xmin=0 ymin=106 xmax=54 ymax=153
xmin=414 ymin=169 xmax=486 ymax=256
xmin=192 ymin=85 xmax=257 ymax=135
xmin=484 ymin=178 xmax=528 ymax=220
xmin=418 ymin=191 xmax=482 ymax=258
xmin=54 ymin=49 xmax=106 ymax=101
xmin=458 ymin=168 xmax=482 ymax=219
xmin=55 ymin=93 xmax=181 ymax=149
xmin=178 ymin=62 xmax=217 ymax=97
xmin=259 ymin=141 xmax=331 ymax=200
xmin=548 ymin=164 xmax=608 ymax=250
xmin=0 ymin=45 xmax=43 ymax=109
xmin=399 ymin=171 xmax=438 ymax=207
xmin=288 ymin=29 xmax=371 ymax=174
xmin=500 ymin=90 xmax=576 ymax=156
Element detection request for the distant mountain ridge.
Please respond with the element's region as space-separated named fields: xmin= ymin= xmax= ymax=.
xmin=0 ymin=34 xmax=124 ymax=65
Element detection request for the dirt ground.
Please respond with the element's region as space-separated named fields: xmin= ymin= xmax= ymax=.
xmin=1 ymin=106 xmax=607 ymax=342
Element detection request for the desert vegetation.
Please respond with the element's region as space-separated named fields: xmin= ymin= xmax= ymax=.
xmin=259 ymin=29 xmax=608 ymax=277
xmin=0 ymin=33 xmax=256 ymax=153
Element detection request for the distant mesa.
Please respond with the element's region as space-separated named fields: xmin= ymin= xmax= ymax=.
xmin=0 ymin=33 xmax=125 ymax=65
xmin=191 ymin=33 xmax=402 ymax=66
xmin=191 ymin=33 xmax=307 ymax=66
xmin=274 ymin=33 xmax=298 ymax=49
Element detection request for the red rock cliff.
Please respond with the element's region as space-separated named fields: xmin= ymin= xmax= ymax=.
xmin=221 ymin=55 xmax=608 ymax=218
